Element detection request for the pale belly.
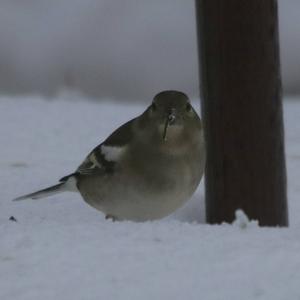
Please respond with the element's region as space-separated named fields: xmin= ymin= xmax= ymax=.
xmin=78 ymin=156 xmax=204 ymax=221
xmin=101 ymin=172 xmax=197 ymax=221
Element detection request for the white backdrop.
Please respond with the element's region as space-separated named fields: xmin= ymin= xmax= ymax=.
xmin=0 ymin=0 xmax=299 ymax=100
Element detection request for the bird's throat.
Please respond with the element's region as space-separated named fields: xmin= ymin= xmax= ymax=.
xmin=163 ymin=119 xmax=169 ymax=141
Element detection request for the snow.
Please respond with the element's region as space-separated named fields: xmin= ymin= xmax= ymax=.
xmin=1 ymin=94 xmax=300 ymax=300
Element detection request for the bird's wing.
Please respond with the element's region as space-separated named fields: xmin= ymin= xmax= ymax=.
xmin=74 ymin=118 xmax=136 ymax=177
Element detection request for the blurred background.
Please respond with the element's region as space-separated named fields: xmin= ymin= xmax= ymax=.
xmin=0 ymin=0 xmax=299 ymax=101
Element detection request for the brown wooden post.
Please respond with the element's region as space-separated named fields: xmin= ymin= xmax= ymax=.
xmin=195 ymin=0 xmax=288 ymax=226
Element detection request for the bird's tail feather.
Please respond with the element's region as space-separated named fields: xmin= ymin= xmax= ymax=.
xmin=13 ymin=176 xmax=77 ymax=201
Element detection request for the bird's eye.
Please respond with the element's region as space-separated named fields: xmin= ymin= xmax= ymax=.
xmin=151 ymin=103 xmax=157 ymax=111
xmin=186 ymin=103 xmax=192 ymax=112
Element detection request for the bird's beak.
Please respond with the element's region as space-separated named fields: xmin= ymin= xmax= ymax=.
xmin=163 ymin=110 xmax=176 ymax=141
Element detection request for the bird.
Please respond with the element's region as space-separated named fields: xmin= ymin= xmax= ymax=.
xmin=13 ymin=90 xmax=206 ymax=221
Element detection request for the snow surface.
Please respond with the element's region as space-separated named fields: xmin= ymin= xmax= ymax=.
xmin=1 ymin=94 xmax=300 ymax=300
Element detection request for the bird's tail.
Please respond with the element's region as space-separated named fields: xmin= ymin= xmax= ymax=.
xmin=13 ymin=175 xmax=77 ymax=201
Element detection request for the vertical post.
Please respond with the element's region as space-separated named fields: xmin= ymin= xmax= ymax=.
xmin=195 ymin=0 xmax=288 ymax=226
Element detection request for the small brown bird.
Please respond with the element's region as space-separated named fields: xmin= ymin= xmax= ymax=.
xmin=14 ymin=90 xmax=206 ymax=221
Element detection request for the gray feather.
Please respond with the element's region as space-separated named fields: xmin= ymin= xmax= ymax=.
xmin=13 ymin=176 xmax=78 ymax=201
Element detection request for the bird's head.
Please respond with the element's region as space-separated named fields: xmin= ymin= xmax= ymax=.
xmin=137 ymin=90 xmax=202 ymax=149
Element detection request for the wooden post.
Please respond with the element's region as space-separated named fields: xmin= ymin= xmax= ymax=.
xmin=195 ymin=0 xmax=288 ymax=226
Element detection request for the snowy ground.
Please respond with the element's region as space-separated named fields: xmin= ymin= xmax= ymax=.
xmin=0 ymin=94 xmax=300 ymax=300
